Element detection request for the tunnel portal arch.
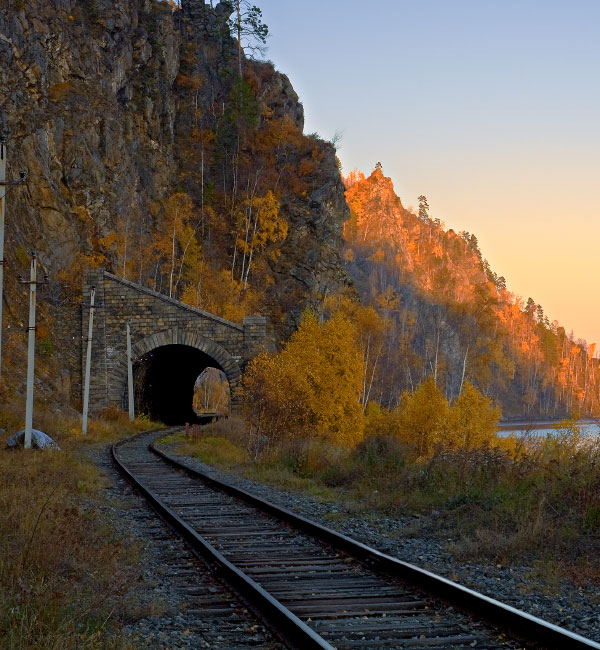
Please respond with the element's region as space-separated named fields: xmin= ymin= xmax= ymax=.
xmin=81 ymin=269 xmax=267 ymax=417
xmin=113 ymin=330 xmax=242 ymax=424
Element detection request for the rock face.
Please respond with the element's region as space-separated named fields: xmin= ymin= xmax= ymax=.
xmin=0 ymin=0 xmax=348 ymax=402
xmin=0 ymin=0 xmax=181 ymax=268
xmin=0 ymin=0 xmax=346 ymax=297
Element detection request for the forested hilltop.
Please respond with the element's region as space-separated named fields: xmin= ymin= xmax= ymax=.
xmin=343 ymin=166 xmax=599 ymax=418
xmin=0 ymin=0 xmax=594 ymax=420
xmin=0 ymin=0 xmax=347 ymax=402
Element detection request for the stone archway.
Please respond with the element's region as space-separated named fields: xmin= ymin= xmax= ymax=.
xmin=81 ymin=269 xmax=267 ymax=416
xmin=109 ymin=329 xmax=242 ymax=423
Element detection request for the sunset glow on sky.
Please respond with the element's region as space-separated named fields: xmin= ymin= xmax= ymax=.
xmin=256 ymin=0 xmax=600 ymax=347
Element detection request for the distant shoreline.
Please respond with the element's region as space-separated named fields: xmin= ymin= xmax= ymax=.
xmin=497 ymin=418 xmax=598 ymax=430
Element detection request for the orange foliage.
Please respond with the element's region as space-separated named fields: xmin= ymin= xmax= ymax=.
xmin=243 ymin=310 xmax=365 ymax=450
xmin=343 ymin=165 xmax=600 ymax=417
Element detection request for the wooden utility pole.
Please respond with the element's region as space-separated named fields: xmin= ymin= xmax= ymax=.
xmin=126 ymin=321 xmax=135 ymax=421
xmin=82 ymin=285 xmax=96 ymax=434
xmin=24 ymin=253 xmax=37 ymax=449
xmin=0 ymin=135 xmax=6 ymax=379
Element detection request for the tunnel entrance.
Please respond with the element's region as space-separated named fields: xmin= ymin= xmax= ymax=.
xmin=130 ymin=344 xmax=229 ymax=425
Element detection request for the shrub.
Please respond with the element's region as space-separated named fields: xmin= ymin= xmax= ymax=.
xmin=447 ymin=380 xmax=501 ymax=449
xmin=393 ymin=377 xmax=450 ymax=457
xmin=243 ymin=311 xmax=365 ymax=453
xmin=353 ymin=434 xmax=408 ymax=472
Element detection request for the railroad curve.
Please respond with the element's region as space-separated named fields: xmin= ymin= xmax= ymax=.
xmin=112 ymin=429 xmax=600 ymax=650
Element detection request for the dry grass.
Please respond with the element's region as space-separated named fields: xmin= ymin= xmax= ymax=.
xmin=0 ymin=401 xmax=161 ymax=445
xmin=0 ymin=405 xmax=163 ymax=649
xmin=170 ymin=433 xmax=249 ymax=470
xmin=200 ymin=414 xmax=250 ymax=446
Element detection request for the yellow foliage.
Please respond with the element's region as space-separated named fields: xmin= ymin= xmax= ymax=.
xmin=364 ymin=401 xmax=396 ymax=437
xmin=243 ymin=311 xmax=365 ymax=449
xmin=193 ymin=368 xmax=230 ymax=414
xmin=146 ymin=192 xmax=204 ymax=297
xmin=180 ymin=268 xmax=258 ymax=323
xmin=58 ymin=251 xmax=107 ymax=292
xmin=446 ymin=380 xmax=502 ymax=449
xmin=176 ymin=73 xmax=203 ymax=90
xmin=392 ymin=378 xmax=502 ymax=457
xmin=368 ymin=248 xmax=385 ymax=264
xmin=233 ymin=190 xmax=287 ymax=287
xmin=393 ymin=377 xmax=450 ymax=457
xmin=324 ymin=295 xmax=388 ymax=409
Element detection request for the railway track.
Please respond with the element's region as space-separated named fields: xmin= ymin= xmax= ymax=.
xmin=112 ymin=429 xmax=600 ymax=649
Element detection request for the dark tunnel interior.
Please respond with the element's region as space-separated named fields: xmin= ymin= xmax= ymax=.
xmin=128 ymin=344 xmax=227 ymax=425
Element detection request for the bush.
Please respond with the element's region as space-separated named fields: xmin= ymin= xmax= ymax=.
xmin=446 ymin=380 xmax=501 ymax=449
xmin=354 ymin=434 xmax=408 ymax=472
xmin=243 ymin=311 xmax=365 ymax=453
xmin=393 ymin=377 xmax=450 ymax=457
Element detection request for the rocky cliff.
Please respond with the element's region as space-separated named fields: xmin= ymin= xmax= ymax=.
xmin=1 ymin=0 xmax=180 ymax=267
xmin=0 ymin=0 xmax=348 ymax=400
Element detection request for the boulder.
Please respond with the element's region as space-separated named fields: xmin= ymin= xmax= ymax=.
xmin=6 ymin=429 xmax=61 ymax=450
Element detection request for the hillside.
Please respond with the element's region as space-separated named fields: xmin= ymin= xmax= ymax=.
xmin=343 ymin=166 xmax=599 ymax=418
xmin=1 ymin=1 xmax=593 ymax=420
xmin=0 ymin=0 xmax=348 ymax=405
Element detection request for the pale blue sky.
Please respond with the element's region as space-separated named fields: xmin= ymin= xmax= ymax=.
xmin=254 ymin=0 xmax=600 ymax=345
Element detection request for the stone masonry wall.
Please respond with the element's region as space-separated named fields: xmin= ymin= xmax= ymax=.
xmin=82 ymin=269 xmax=267 ymax=414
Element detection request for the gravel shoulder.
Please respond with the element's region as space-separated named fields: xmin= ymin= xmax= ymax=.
xmin=159 ymin=439 xmax=600 ymax=644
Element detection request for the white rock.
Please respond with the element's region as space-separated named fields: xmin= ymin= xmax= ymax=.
xmin=6 ymin=429 xmax=61 ymax=450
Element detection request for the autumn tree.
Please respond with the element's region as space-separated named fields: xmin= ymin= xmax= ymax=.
xmin=150 ymin=193 xmax=202 ymax=298
xmin=393 ymin=377 xmax=450 ymax=457
xmin=232 ymin=190 xmax=287 ymax=288
xmin=324 ymin=295 xmax=388 ymax=410
xmin=243 ymin=310 xmax=365 ymax=451
xmin=193 ymin=367 xmax=230 ymax=414
xmin=447 ymin=380 xmax=501 ymax=449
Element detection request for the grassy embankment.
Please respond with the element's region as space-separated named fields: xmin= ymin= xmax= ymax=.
xmin=0 ymin=404 xmax=162 ymax=649
xmin=164 ymin=417 xmax=600 ymax=587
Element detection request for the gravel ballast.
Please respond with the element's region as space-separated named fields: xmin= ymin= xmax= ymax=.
xmin=86 ymin=441 xmax=282 ymax=649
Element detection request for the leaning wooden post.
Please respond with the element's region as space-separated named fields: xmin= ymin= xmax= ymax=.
xmin=0 ymin=135 xmax=6 ymax=380
xmin=126 ymin=321 xmax=134 ymax=421
xmin=24 ymin=253 xmax=37 ymax=449
xmin=82 ymin=285 xmax=96 ymax=434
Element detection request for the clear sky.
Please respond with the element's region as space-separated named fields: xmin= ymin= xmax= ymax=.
xmin=254 ymin=0 xmax=600 ymax=346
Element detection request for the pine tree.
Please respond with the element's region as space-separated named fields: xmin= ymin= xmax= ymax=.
xmin=230 ymin=1 xmax=268 ymax=76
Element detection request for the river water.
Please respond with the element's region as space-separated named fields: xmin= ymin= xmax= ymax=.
xmin=497 ymin=419 xmax=600 ymax=438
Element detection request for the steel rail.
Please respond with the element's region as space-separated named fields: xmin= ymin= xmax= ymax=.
xmin=150 ymin=440 xmax=600 ymax=650
xmin=112 ymin=432 xmax=334 ymax=650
